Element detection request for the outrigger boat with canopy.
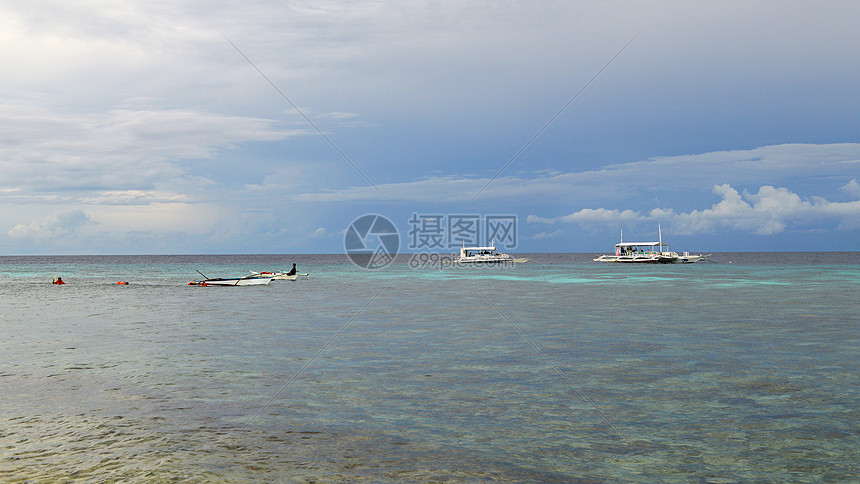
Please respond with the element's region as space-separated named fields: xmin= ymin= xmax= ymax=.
xmin=593 ymin=226 xmax=710 ymax=264
xmin=454 ymin=241 xmax=529 ymax=264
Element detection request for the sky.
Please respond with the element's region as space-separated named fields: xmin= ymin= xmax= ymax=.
xmin=1 ymin=0 xmax=859 ymax=255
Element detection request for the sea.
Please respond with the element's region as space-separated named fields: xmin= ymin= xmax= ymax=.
xmin=1 ymin=252 xmax=858 ymax=482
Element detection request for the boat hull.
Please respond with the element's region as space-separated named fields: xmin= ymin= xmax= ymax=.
xmin=594 ymin=255 xmax=676 ymax=263
xmin=594 ymin=254 xmax=710 ymax=263
xmin=454 ymin=257 xmax=529 ymax=264
xmin=251 ymin=271 xmax=309 ymax=280
xmin=189 ymin=277 xmax=273 ymax=286
xmin=675 ymin=254 xmax=710 ymax=263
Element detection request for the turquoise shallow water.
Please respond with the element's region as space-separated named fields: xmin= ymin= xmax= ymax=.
xmin=1 ymin=253 xmax=858 ymax=481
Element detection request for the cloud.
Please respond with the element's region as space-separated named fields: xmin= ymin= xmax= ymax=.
xmin=842 ymin=179 xmax=860 ymax=198
xmin=1 ymin=2 xmax=858 ymax=254
xmin=315 ymin=111 xmax=361 ymax=120
xmin=79 ymin=190 xmax=193 ymax=206
xmin=88 ymin=203 xmax=223 ymax=234
xmin=292 ymin=143 xmax=860 ymax=203
xmin=529 ymin=183 xmax=860 ymax=235
xmin=0 ymin=103 xmax=304 ymax=198
xmin=8 ymin=209 xmax=93 ymax=239
xmin=527 ymin=209 xmax=640 ymax=225
xmin=531 ymin=229 xmax=564 ymax=240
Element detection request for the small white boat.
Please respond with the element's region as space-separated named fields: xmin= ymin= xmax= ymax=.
xmin=250 ymin=271 xmax=309 ymax=281
xmin=593 ymin=226 xmax=710 ymax=264
xmin=454 ymin=241 xmax=529 ymax=264
xmin=188 ymin=272 xmax=274 ymax=286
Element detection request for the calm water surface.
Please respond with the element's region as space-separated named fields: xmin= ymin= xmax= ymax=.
xmin=1 ymin=253 xmax=858 ymax=482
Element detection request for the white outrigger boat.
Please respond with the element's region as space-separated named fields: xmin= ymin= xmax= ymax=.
xmin=454 ymin=241 xmax=529 ymax=264
xmin=250 ymin=271 xmax=309 ymax=281
xmin=188 ymin=271 xmax=274 ymax=286
xmin=593 ymin=227 xmax=710 ymax=264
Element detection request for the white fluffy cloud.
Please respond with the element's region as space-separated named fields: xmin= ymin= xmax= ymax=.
xmin=8 ymin=209 xmax=93 ymax=239
xmin=529 ymin=183 xmax=860 ymax=235
xmin=531 ymin=229 xmax=564 ymax=240
xmin=842 ymin=179 xmax=860 ymax=198
xmin=528 ymin=208 xmax=641 ymax=225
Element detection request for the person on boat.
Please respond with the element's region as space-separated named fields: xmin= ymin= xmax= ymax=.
xmin=286 ymin=263 xmax=297 ymax=276
xmin=53 ymin=276 xmax=65 ymax=285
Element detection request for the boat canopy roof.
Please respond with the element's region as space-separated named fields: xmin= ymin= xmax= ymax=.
xmin=614 ymin=241 xmax=669 ymax=248
xmin=462 ymin=245 xmax=497 ymax=251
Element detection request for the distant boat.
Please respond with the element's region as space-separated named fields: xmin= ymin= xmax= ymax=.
xmin=593 ymin=226 xmax=710 ymax=264
xmin=250 ymin=271 xmax=309 ymax=281
xmin=188 ymin=271 xmax=274 ymax=286
xmin=454 ymin=241 xmax=529 ymax=264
